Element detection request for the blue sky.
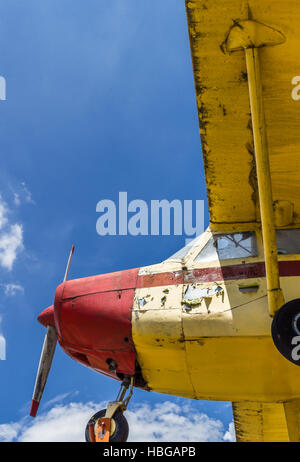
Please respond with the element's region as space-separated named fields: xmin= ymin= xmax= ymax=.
xmin=0 ymin=0 xmax=233 ymax=441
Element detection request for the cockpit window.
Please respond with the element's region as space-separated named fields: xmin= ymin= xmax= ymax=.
xmin=168 ymin=229 xmax=300 ymax=262
xmin=195 ymin=232 xmax=257 ymax=262
xmin=276 ymin=229 xmax=300 ymax=255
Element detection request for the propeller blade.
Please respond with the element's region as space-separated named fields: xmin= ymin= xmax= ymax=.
xmin=30 ymin=245 xmax=74 ymax=417
xmin=30 ymin=325 xmax=57 ymax=417
xmin=64 ymin=245 xmax=75 ymax=282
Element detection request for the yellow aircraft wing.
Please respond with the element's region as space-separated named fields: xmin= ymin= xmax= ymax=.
xmin=185 ymin=0 xmax=300 ymax=441
xmin=233 ymin=402 xmax=288 ymax=441
xmin=233 ymin=401 xmax=300 ymax=442
xmin=185 ymin=0 xmax=300 ymax=227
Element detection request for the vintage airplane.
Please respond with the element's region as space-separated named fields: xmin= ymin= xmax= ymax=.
xmin=30 ymin=0 xmax=300 ymax=442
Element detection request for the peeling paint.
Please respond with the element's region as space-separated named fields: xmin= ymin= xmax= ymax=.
xmin=161 ymin=296 xmax=167 ymax=306
xmin=138 ymin=297 xmax=147 ymax=308
xmin=184 ymin=283 xmax=224 ymax=307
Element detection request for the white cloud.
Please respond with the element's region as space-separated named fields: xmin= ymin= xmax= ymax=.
xmin=13 ymin=193 xmax=20 ymax=207
xmin=13 ymin=182 xmax=34 ymax=206
xmin=0 ymin=423 xmax=21 ymax=442
xmin=1 ymin=283 xmax=24 ymax=296
xmin=0 ymin=196 xmax=24 ymax=271
xmin=18 ymin=402 xmax=99 ymax=442
xmin=126 ymin=401 xmax=232 ymax=442
xmin=0 ymin=400 xmax=234 ymax=442
xmin=0 ymin=224 xmax=23 ymax=271
xmin=223 ymin=421 xmax=236 ymax=442
xmin=20 ymin=182 xmax=34 ymax=205
xmin=0 ymin=199 xmax=8 ymax=229
xmin=42 ymin=391 xmax=79 ymax=410
xmin=0 ymin=195 xmax=25 ymax=360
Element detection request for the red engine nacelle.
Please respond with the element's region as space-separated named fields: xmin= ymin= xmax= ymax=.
xmin=38 ymin=268 xmax=145 ymax=384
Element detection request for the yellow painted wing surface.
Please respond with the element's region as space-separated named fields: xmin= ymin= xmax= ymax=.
xmin=186 ymin=0 xmax=300 ymax=226
xmin=233 ymin=400 xmax=300 ymax=442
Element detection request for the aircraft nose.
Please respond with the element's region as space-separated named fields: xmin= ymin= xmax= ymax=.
xmin=52 ymin=268 xmax=140 ymax=378
xmin=38 ymin=305 xmax=55 ymax=328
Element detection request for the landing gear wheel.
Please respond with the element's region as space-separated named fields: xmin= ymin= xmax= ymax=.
xmin=85 ymin=408 xmax=129 ymax=442
xmin=271 ymin=298 xmax=300 ymax=366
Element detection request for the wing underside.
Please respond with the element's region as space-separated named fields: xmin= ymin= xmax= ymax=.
xmin=185 ymin=0 xmax=300 ymax=226
xmin=232 ymin=400 xmax=300 ymax=442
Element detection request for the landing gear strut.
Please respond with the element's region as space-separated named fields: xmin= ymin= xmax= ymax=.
xmin=85 ymin=376 xmax=134 ymax=442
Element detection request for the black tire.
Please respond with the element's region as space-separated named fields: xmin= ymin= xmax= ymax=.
xmin=271 ymin=298 xmax=300 ymax=366
xmin=85 ymin=408 xmax=129 ymax=442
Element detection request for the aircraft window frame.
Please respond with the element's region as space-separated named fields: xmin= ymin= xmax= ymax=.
xmin=276 ymin=229 xmax=300 ymax=255
xmin=168 ymin=235 xmax=203 ymax=261
xmin=194 ymin=232 xmax=258 ymax=263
